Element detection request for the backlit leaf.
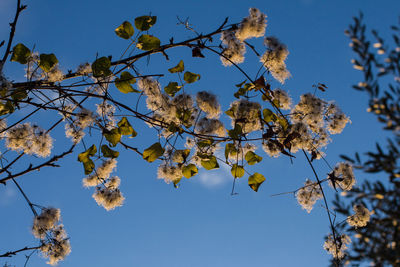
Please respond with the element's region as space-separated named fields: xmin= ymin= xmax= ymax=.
xmin=245 ymin=151 xmax=263 ymax=165
xmin=182 ymin=164 xmax=198 ymax=178
xmin=117 ymin=117 xmax=137 ymax=137
xmin=164 ymin=82 xmax=182 ymax=97
xmin=135 ymin=16 xmax=157 ymax=31
xmin=101 ymin=144 xmax=119 ymax=158
xmin=137 ymin=34 xmax=160 ymax=51
xmin=115 ymin=21 xmax=134 ymax=39
xmin=39 ymin=53 xmax=58 ymax=72
xmin=10 ymin=43 xmax=31 ymax=64
xmin=201 ymin=155 xmax=219 ymax=170
xmin=183 ymin=71 xmax=200 ymax=83
xmin=92 ymin=57 xmax=112 ymax=78
xmin=168 ymin=60 xmax=184 ymax=73
xmin=104 ymin=128 xmax=121 ymax=147
xmin=115 ymin=71 xmax=138 ymax=93
xmin=143 ymin=142 xmax=164 ymax=162
xmin=248 ymin=173 xmax=266 ymax=192
xmin=231 ymin=164 xmax=245 ymax=178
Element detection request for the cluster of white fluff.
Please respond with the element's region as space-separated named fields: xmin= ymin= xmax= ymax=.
xmin=195 ymin=117 xmax=225 ymax=137
xmin=235 ymin=8 xmax=267 ymax=41
xmin=227 ymin=99 xmax=262 ymax=133
xmin=23 ymin=52 xmax=64 ymax=82
xmin=220 ymin=8 xmax=267 ymax=66
xmin=65 ymin=108 xmax=96 ymax=144
xmin=264 ymin=93 xmax=350 ymax=159
xmin=323 ymin=234 xmax=351 ymax=259
xmin=196 ymin=91 xmax=221 ymax=119
xmin=325 ymin=103 xmax=352 ymax=134
xmin=220 ymin=29 xmax=246 ymax=66
xmin=32 ymin=208 xmax=71 ymax=266
xmin=93 ymin=176 xmax=125 ymax=211
xmin=32 ymin=208 xmax=61 ymax=239
xmin=260 ymin=37 xmax=290 ymax=84
xmin=5 ymin=123 xmax=53 ymax=157
xmin=262 ymin=141 xmax=281 ymax=158
xmin=329 ymin=162 xmax=356 ymax=191
xmin=25 ymin=52 xmax=41 ymax=80
xmin=272 ymin=88 xmax=292 ymax=110
xmin=157 ymin=163 xmax=183 ymax=184
xmin=76 ymin=63 xmax=92 ymax=75
xmin=171 ymin=149 xmax=188 ymax=164
xmin=96 ymin=101 xmax=116 ymax=130
xmin=292 ymin=94 xmax=350 ymax=134
xmin=83 ymin=158 xmax=117 ymax=187
xmin=83 ymin=159 xmax=125 ymax=210
xmin=46 ymin=64 xmax=64 ymax=82
xmin=296 ymin=179 xmax=323 ymax=213
xmin=138 ymin=78 xmax=197 ymax=129
xmin=347 ymin=204 xmax=371 ymax=228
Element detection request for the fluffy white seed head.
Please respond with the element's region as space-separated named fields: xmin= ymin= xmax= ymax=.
xmin=83 ymin=159 xmax=117 ymax=187
xmin=296 ymin=179 xmax=323 ymax=213
xmin=220 ymin=30 xmax=246 ymax=66
xmin=6 ymin=123 xmax=53 ymax=157
xmin=235 ymin=8 xmax=267 ymax=41
xmin=324 ymin=234 xmax=351 ymax=259
xmin=196 ymin=91 xmax=221 ymax=119
xmin=347 ymin=204 xmax=371 ymax=228
xmin=92 ymin=187 xmax=125 ymax=211
xmin=260 ymin=37 xmax=290 ymax=83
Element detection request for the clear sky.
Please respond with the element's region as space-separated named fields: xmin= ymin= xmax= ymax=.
xmin=0 ymin=0 xmax=399 ymax=266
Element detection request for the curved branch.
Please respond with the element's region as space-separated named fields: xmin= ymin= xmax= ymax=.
xmin=0 ymin=245 xmax=41 ymax=258
xmin=0 ymin=0 xmax=26 ymax=70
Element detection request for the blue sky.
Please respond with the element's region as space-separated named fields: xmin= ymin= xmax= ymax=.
xmin=0 ymin=0 xmax=399 ymax=266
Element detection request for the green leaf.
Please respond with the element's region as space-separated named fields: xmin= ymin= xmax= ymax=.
xmin=225 ymin=108 xmax=234 ymax=118
xmin=263 ymin=108 xmax=277 ymax=123
xmin=231 ymin=164 xmax=245 ymax=178
xmin=164 ymin=82 xmax=182 ymax=97
xmin=0 ymin=101 xmax=15 ymax=116
xmin=168 ymin=60 xmax=184 ymax=73
xmin=235 ymin=80 xmax=247 ymax=88
xmin=248 ymin=173 xmax=266 ymax=192
xmin=134 ymin=16 xmax=157 ymax=31
xmin=101 ymin=144 xmax=119 ymax=158
xmin=137 ymin=34 xmax=160 ymax=51
xmin=176 ymin=108 xmax=192 ymax=127
xmin=197 ymin=139 xmax=213 ymax=148
xmin=78 ymin=144 xmax=97 ymax=162
xmin=143 ymin=142 xmax=164 ymax=162
xmin=183 ymin=71 xmax=200 ymax=83
xmin=277 ymin=116 xmax=289 ymax=131
xmin=245 ymin=151 xmax=263 ymax=165
xmin=115 ymin=21 xmax=134 ymax=39
xmin=182 ymin=164 xmax=198 ymax=178
xmin=172 ymin=149 xmax=190 ymax=163
xmin=201 ymin=155 xmax=219 ymax=170
xmin=92 ymin=57 xmax=112 ymax=78
xmin=103 ymin=128 xmax=121 ymax=147
xmin=173 ymin=177 xmax=182 ymax=188
xmin=115 ymin=71 xmax=138 ymax=93
xmin=78 ymin=145 xmax=97 ymax=175
xmin=225 ymin=143 xmax=237 ymax=161
xmin=117 ymin=117 xmax=137 ymax=137
xmin=11 ymin=89 xmax=28 ymax=101
xmin=39 ymin=53 xmax=58 ymax=72
xmin=10 ymin=43 xmax=31 ymax=64
xmin=228 ymin=124 xmax=242 ymax=139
